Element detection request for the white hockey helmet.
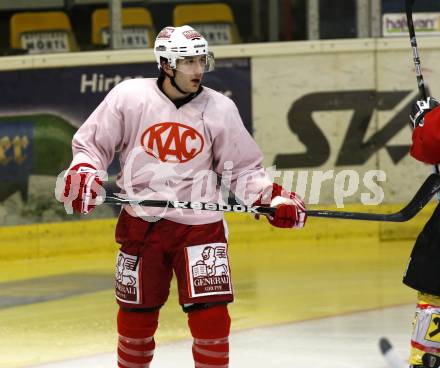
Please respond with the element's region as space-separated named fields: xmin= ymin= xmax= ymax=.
xmin=154 ymin=25 xmax=215 ymax=74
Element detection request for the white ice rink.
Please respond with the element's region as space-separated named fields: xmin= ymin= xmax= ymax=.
xmin=30 ymin=304 xmax=413 ymax=368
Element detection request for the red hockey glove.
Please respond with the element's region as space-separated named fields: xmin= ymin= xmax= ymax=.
xmin=254 ymin=183 xmax=307 ymax=229
xmin=410 ymin=102 xmax=440 ymax=164
xmin=62 ymin=163 xmax=103 ymax=214
xmin=268 ymin=193 xmax=307 ymax=229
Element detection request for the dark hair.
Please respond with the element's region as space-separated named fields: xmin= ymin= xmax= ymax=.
xmin=159 ymin=56 xmax=169 ymax=70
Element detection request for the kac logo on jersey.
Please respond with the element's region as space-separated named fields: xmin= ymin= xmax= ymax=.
xmin=140 ymin=122 xmax=204 ymax=163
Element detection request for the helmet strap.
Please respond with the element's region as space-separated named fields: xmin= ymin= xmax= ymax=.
xmin=170 ymin=69 xmax=190 ymax=95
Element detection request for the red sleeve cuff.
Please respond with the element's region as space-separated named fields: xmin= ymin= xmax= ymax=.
xmin=253 ymin=183 xmax=283 ymax=206
xmin=70 ymin=163 xmax=97 ymax=172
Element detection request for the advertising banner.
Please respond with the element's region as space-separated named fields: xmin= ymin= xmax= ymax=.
xmin=383 ymin=12 xmax=440 ymax=37
xmin=252 ymin=42 xmax=440 ymax=205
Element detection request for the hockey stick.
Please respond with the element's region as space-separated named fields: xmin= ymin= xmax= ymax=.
xmin=102 ymin=173 xmax=440 ymax=222
xmin=405 ymin=0 xmax=427 ymax=100
xmin=380 ymin=337 xmax=440 ymax=368
xmin=379 ymin=337 xmax=407 ymax=368
xmin=405 ymin=0 xmax=440 ymax=176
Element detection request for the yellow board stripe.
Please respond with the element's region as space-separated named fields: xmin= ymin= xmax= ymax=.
xmin=0 ymin=202 xmax=436 ymax=261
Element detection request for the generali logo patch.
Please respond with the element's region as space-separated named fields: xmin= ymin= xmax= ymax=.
xmin=184 ymin=243 xmax=232 ymax=298
xmin=115 ymin=250 xmax=142 ymax=304
xmin=140 ymin=122 xmax=204 ymax=163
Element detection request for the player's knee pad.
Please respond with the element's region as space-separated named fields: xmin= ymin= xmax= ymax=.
xmin=117 ymin=307 xmax=160 ymax=368
xmin=188 ymin=304 xmax=231 ymax=338
xmin=117 ymin=306 xmax=160 ymax=337
xmin=188 ymin=304 xmax=230 ymax=367
xmin=409 ymin=295 xmax=440 ymax=367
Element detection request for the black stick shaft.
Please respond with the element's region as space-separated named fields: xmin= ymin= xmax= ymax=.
xmin=405 ymin=0 xmax=439 ymax=176
xmin=102 ymin=174 xmax=440 ymax=222
xmin=405 ymin=0 xmax=427 ymax=100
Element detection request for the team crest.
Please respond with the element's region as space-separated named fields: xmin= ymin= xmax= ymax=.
xmin=140 ymin=122 xmax=204 ymax=163
xmin=157 ymin=27 xmax=174 ymax=39
xmin=183 ymin=30 xmax=203 ymax=40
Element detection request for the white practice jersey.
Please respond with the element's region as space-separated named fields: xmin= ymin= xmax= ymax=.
xmin=71 ymin=78 xmax=272 ymax=224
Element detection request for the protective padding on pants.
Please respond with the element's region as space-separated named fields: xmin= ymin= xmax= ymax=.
xmin=188 ymin=305 xmax=231 ymax=367
xmin=117 ymin=308 xmax=159 ymax=368
xmin=409 ymin=294 xmax=440 ymax=366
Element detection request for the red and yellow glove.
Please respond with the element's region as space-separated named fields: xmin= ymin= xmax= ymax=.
xmin=61 ymin=163 xmax=103 ymax=214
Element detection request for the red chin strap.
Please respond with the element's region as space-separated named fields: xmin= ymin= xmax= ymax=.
xmin=169 ymin=69 xmax=191 ymax=95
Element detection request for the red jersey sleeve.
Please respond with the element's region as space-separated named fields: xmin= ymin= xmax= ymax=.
xmin=410 ymin=106 xmax=440 ymax=164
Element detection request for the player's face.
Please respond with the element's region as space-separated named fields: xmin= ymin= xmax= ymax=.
xmin=174 ymin=56 xmax=206 ymax=93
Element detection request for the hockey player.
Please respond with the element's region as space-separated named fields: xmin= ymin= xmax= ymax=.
xmin=58 ymin=26 xmax=307 ymax=368
xmin=404 ymin=97 xmax=440 ymax=368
